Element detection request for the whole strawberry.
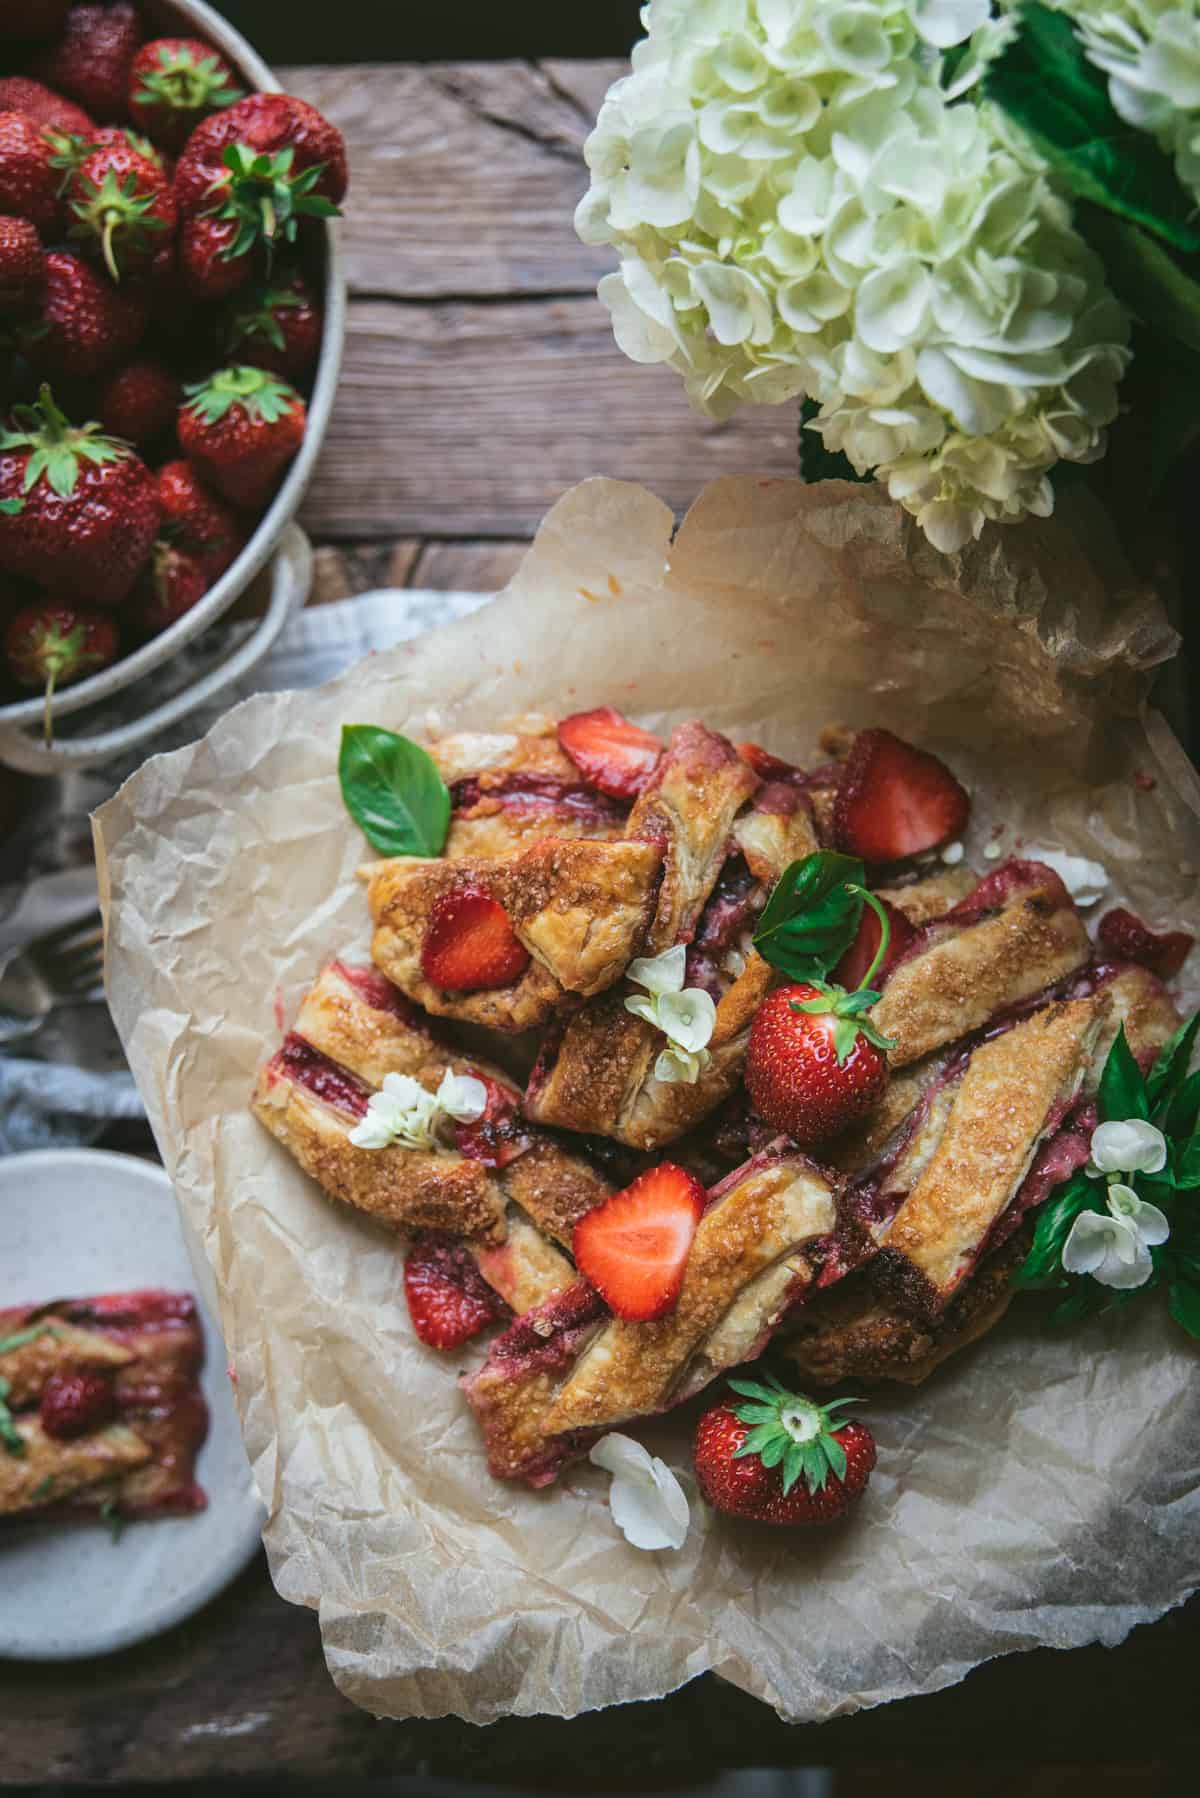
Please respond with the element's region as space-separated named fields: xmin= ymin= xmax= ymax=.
xmin=31 ymin=3 xmax=143 ymax=125
xmin=47 ymin=124 xmax=167 ymax=195
xmin=0 ymin=78 xmax=94 ymax=140
xmin=0 ymin=111 xmax=60 ymax=236
xmin=747 ymin=979 xmax=891 ymax=1144
xmin=96 ymin=357 xmax=181 ymax=447
xmin=67 ymin=141 xmax=176 ymax=283
xmin=177 ymin=365 xmax=306 ymax=509
xmin=129 ymin=38 xmax=245 ymax=153
xmin=174 ymin=93 xmax=345 ymax=299
xmin=0 ymin=386 xmax=159 ymax=605
xmin=0 ymin=1 xmax=72 ymax=41
xmin=155 ymin=458 xmax=246 ymax=577
xmin=5 ymin=601 xmax=119 ymax=743
xmin=220 ymin=271 xmax=323 ymax=379
xmin=134 ymin=538 xmax=209 ymax=635
xmin=0 ymin=216 xmax=44 ymax=315
xmin=694 ymin=1376 xmax=876 ymax=1526
xmin=38 ymin=1366 xmax=117 ymax=1439
xmin=21 ymin=249 xmax=149 ymax=379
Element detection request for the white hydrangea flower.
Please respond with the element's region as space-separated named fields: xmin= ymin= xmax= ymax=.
xmin=1055 ymin=0 xmax=1200 ymax=208
xmin=590 ymin=1432 xmax=691 ymax=1550
xmin=348 ymin=1069 xmax=487 ymax=1152
xmin=625 ymin=943 xmax=717 ymax=1084
xmin=578 ymin=0 xmax=1130 ymax=551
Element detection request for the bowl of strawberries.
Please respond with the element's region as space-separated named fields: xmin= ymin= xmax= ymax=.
xmin=0 ymin=0 xmax=348 ymax=771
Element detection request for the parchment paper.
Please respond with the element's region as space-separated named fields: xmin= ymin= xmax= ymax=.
xmin=93 ymin=478 xmax=1200 ymax=1725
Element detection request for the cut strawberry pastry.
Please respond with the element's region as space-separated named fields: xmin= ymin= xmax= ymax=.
xmin=251 ymin=706 xmax=1198 ymax=1548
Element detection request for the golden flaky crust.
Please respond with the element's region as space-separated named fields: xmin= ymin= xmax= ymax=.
xmin=363 ymin=837 xmax=665 ymax=1032
xmin=879 ymin=866 xmax=976 ymax=924
xmin=782 ymin=1228 xmax=1030 ymax=1388
xmin=870 ymin=872 xmax=1091 ymax=1066
xmin=543 ymin=1157 xmax=838 ymax=1434
xmin=874 ymin=994 xmax=1109 ymax=1318
xmin=499 ymin=1134 xmax=611 ymax=1248
xmin=1088 ymin=964 xmax=1181 ymax=1084
xmin=474 ymin=1211 xmax=576 ymax=1314
xmin=0 ymin=1320 xmax=133 ymax=1408
xmin=0 ymin=1420 xmax=151 ymax=1515
xmin=432 ymin=724 xmax=630 ymax=859
xmin=251 ymin=1064 xmax=508 ymax=1242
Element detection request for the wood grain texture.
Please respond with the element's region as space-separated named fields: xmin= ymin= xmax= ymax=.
xmin=299 ymin=295 xmax=797 ymax=538
xmin=279 ymin=62 xmax=625 ymax=299
xmin=0 ymin=1552 xmax=1195 ymax=1781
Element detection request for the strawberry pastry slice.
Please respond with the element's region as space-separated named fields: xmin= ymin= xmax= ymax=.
xmin=0 ymin=1291 xmax=208 ymax=1523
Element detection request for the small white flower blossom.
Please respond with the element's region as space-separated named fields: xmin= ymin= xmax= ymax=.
xmin=1061 ymin=1206 xmax=1154 ymax=1287
xmin=1106 ymin=1181 xmax=1171 ymax=1245
xmin=578 ymin=0 xmax=1129 ymax=551
xmin=1089 ymin=1117 xmax=1169 ymax=1176
xmin=625 ymin=944 xmax=717 ymax=1085
xmin=348 ymin=1069 xmax=487 ymax=1152
xmin=590 ymin=1433 xmax=691 ymax=1550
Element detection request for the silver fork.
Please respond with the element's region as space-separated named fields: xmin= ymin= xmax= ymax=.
xmin=0 ymin=911 xmax=106 ymax=1046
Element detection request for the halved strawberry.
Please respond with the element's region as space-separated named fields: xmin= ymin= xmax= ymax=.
xmin=736 ymin=740 xmax=800 ymax=781
xmin=572 ymin=1162 xmax=705 ymax=1322
xmin=832 ymin=893 xmax=916 ymax=990
xmin=403 ymin=1233 xmax=511 ymax=1351
xmin=833 ymin=729 xmax=969 ymax=864
xmin=1097 ymin=907 xmax=1193 ymax=980
xmin=557 ymin=705 xmax=662 ymax=801
xmin=420 ymin=885 xmax=530 ymax=992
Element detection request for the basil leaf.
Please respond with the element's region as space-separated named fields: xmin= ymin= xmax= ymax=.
xmin=1162 ymin=1068 xmax=1200 ymax=1147
xmin=1148 ymin=1010 xmax=1200 ymax=1107
xmin=1046 ymin=1282 xmax=1104 ymax=1329
xmin=0 ymin=1323 xmax=56 ymax=1358
xmin=1012 ymin=1170 xmax=1098 ymax=1287
xmin=338 ymin=725 xmax=450 ymax=859
xmin=1098 ymin=1024 xmax=1149 ymax=1124
xmin=985 ymin=4 xmax=1200 ymax=252
xmin=0 ymin=498 xmax=23 ymax=516
xmin=753 ymin=851 xmax=866 ymax=981
xmin=1168 ymin=1277 xmax=1200 ymax=1341
xmin=1172 ymin=1131 xmax=1200 ymax=1190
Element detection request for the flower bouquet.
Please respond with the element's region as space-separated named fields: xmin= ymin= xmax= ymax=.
xmin=578 ymin=0 xmax=1200 ymax=556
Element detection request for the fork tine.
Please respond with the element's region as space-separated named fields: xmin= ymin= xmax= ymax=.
xmin=61 ymin=944 xmax=106 ymax=995
xmin=29 ymin=911 xmax=104 ymax=957
xmin=51 ymin=926 xmax=106 ymax=968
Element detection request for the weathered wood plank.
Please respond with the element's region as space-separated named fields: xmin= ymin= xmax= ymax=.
xmin=409 ymin=538 xmax=531 ymax=592
xmin=299 ymin=296 xmax=797 ymax=539
xmin=280 ymin=62 xmax=616 ymax=298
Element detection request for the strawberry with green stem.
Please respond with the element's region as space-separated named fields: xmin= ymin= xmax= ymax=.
xmin=747 ymin=851 xmax=898 ymax=1144
xmin=67 ymin=141 xmax=175 ymax=283
xmin=0 ymin=384 xmax=159 ymax=605
xmin=128 ymin=38 xmax=245 ymax=153
xmin=694 ymin=1375 xmax=875 ymax=1526
xmin=4 ymin=601 xmax=119 ymax=744
xmin=174 ymin=94 xmax=345 ymax=300
xmin=177 ymin=365 xmax=306 ymax=510
xmin=220 ymin=271 xmax=323 ymax=378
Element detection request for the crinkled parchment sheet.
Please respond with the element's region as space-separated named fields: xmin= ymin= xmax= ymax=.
xmin=93 ymin=478 xmax=1200 ymax=1725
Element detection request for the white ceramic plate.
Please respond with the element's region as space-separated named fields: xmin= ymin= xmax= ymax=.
xmin=0 ymin=1150 xmax=264 ymax=1660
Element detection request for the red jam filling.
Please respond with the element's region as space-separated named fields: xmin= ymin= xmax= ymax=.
xmin=454 ymin=1076 xmax=534 ymax=1169
xmin=332 ymin=960 xmax=424 ymax=1025
xmin=450 ymin=772 xmax=627 ymax=826
xmin=274 ymin=1033 xmax=371 ymax=1119
xmin=685 ymin=854 xmax=761 ymax=997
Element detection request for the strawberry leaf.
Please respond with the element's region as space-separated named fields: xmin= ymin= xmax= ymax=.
xmin=339 ymin=724 xmax=451 ymax=858
xmin=753 ymin=850 xmax=866 ymax=981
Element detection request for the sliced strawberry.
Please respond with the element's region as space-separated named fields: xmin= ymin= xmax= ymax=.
xmin=833 ymin=729 xmax=969 ymax=864
xmin=420 ymin=885 xmax=530 ymax=992
xmin=736 ymin=740 xmax=800 ymax=782
xmin=832 ymin=893 xmax=916 ymax=991
xmin=453 ymin=1074 xmax=533 ymax=1169
xmin=1097 ymin=907 xmax=1193 ymax=980
xmin=572 ymin=1162 xmax=705 ymax=1322
xmin=403 ymin=1233 xmax=511 ymax=1351
xmin=557 ymin=706 xmax=662 ymax=801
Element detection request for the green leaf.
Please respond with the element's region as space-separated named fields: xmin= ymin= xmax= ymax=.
xmin=1163 ymin=1069 xmax=1200 ymax=1147
xmin=1173 ymin=1132 xmax=1200 ymax=1190
xmin=99 ymin=1496 xmax=126 ymax=1543
xmin=0 ymin=497 xmax=22 ymax=515
xmin=1167 ymin=1276 xmax=1200 ymax=1340
xmin=798 ymin=398 xmax=870 ymax=485
xmin=1147 ymin=1012 xmax=1200 ymax=1107
xmin=0 ymin=1375 xmax=24 ymax=1458
xmin=985 ymin=4 xmax=1200 ymax=251
xmin=0 ymin=1323 xmax=57 ymax=1357
xmin=31 ymin=1474 xmax=56 ymax=1502
xmin=1046 ymin=1281 xmax=1105 ymax=1329
xmin=1099 ymin=1025 xmax=1149 ymax=1124
xmin=752 ymin=851 xmax=866 ymax=982
xmin=1012 ymin=1170 xmax=1098 ymax=1287
xmin=338 ymin=725 xmax=451 ymax=858
xmin=1080 ymin=209 xmax=1200 ymax=359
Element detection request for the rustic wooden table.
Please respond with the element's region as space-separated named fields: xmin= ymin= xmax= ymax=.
xmin=2 ymin=57 xmax=1198 ymax=1786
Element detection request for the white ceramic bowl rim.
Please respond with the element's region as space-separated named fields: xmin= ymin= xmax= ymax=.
xmin=0 ymin=0 xmax=346 ymax=730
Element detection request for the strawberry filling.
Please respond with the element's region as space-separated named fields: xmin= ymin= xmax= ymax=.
xmin=450 ymin=772 xmax=627 ymax=826
xmin=453 ymin=1076 xmax=534 ymax=1170
xmin=332 ymin=960 xmax=425 ymax=1025
xmin=685 ymin=854 xmax=761 ymax=997
xmin=272 ymin=1033 xmax=370 ymax=1119
xmin=403 ymin=1233 xmax=512 ymax=1351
